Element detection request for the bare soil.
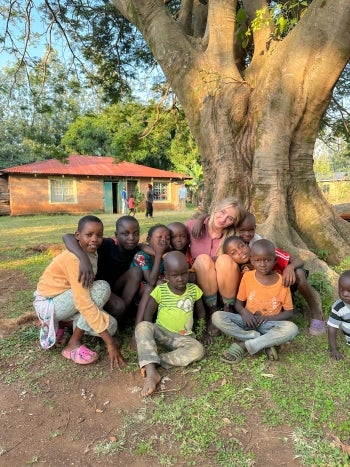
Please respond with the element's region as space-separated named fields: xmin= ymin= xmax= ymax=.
xmin=0 ymin=268 xmax=300 ymax=466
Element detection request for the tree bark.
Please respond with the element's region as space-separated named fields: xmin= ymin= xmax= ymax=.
xmin=113 ymin=0 xmax=350 ymax=265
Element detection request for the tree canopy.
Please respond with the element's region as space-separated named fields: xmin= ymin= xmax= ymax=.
xmin=0 ymin=52 xmax=101 ymax=167
xmin=62 ymin=99 xmax=199 ymax=171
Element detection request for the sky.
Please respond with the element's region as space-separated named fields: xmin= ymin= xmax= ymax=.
xmin=0 ymin=5 xmax=68 ymax=69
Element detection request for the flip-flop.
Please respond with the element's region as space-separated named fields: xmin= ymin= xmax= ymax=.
xmin=61 ymin=345 xmax=98 ymax=365
xmin=309 ymin=319 xmax=325 ymax=336
xmin=221 ymin=343 xmax=247 ymax=364
xmin=265 ymin=346 xmax=279 ymax=361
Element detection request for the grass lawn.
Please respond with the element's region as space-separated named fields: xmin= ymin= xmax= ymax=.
xmin=0 ymin=211 xmax=350 ymax=466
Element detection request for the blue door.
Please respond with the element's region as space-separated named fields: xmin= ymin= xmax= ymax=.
xmin=103 ymin=182 xmax=113 ymax=213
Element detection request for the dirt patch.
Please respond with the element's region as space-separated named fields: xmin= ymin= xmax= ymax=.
xmin=0 ymin=358 xmax=300 ymax=466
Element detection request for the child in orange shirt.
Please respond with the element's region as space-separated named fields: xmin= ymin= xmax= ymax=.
xmin=213 ymin=239 xmax=298 ymax=362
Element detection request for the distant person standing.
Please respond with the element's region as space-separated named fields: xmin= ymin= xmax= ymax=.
xmin=145 ymin=184 xmax=154 ymax=218
xmin=178 ymin=184 xmax=188 ymax=210
xmin=121 ymin=186 xmax=128 ymax=214
xmin=128 ymin=193 xmax=136 ymax=216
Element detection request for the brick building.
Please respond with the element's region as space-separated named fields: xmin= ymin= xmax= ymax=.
xmin=0 ymin=155 xmax=190 ymax=216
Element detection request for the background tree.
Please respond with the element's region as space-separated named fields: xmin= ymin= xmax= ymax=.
xmin=0 ymin=52 xmax=100 ymax=168
xmin=62 ymin=100 xmax=200 ymax=170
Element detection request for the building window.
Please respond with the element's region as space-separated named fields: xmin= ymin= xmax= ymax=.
xmin=49 ymin=178 xmax=76 ymax=203
xmin=153 ymin=181 xmax=169 ymax=201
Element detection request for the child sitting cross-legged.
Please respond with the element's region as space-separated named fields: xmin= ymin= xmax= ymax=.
xmin=235 ymin=214 xmax=326 ymax=336
xmin=33 ymin=215 xmax=126 ymax=368
xmin=212 ymin=239 xmax=299 ymax=362
xmin=135 ymin=251 xmax=211 ymax=397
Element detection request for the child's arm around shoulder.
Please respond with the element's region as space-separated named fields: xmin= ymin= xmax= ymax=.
xmin=187 ymin=213 xmax=208 ymax=239
xmin=62 ymin=233 xmax=94 ymax=288
xmin=282 ymin=255 xmax=304 ymax=287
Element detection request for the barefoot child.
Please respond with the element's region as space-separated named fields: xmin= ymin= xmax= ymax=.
xmin=213 ymin=239 xmax=299 ymax=362
xmin=130 ymin=224 xmax=171 ymax=347
xmin=34 ymin=215 xmax=126 ymax=368
xmin=135 ymin=251 xmax=210 ymax=397
xmin=327 ymin=270 xmax=350 ymax=360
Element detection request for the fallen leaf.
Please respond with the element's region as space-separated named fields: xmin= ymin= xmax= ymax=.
xmin=332 ymin=435 xmax=350 ymax=455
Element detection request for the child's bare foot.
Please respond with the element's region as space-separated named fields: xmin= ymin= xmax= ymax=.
xmin=140 ymin=363 xmax=161 ymax=397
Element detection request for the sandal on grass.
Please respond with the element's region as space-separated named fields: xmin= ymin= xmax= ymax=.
xmin=309 ymin=319 xmax=325 ymax=336
xmin=61 ymin=345 xmax=98 ymax=365
xmin=265 ymin=346 xmax=279 ymax=361
xmin=221 ymin=343 xmax=247 ymax=364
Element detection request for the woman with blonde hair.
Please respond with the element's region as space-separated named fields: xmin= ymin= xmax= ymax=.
xmin=186 ymin=196 xmax=246 ymax=335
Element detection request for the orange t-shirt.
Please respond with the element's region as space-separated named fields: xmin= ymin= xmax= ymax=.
xmin=237 ymin=270 xmax=293 ymax=316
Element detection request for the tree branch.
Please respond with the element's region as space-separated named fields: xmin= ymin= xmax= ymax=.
xmin=243 ymin=0 xmax=274 ymax=74
xmin=206 ymin=0 xmax=237 ymax=73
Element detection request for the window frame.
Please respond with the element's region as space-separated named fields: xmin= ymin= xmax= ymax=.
xmin=49 ymin=177 xmax=77 ymax=204
xmin=152 ymin=180 xmax=170 ymax=202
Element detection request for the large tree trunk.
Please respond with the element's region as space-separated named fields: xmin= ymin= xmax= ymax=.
xmin=114 ymin=0 xmax=350 ymax=266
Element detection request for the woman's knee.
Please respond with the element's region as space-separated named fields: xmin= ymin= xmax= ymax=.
xmin=193 ymin=254 xmax=215 ymax=271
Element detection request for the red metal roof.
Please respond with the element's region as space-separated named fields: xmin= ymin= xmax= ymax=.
xmin=0 ymin=154 xmax=190 ymax=179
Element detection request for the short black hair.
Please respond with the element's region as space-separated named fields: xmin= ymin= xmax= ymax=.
xmin=77 ymin=215 xmax=103 ymax=232
xmin=223 ymin=235 xmax=245 ymax=253
xmin=115 ymin=216 xmax=139 ymax=233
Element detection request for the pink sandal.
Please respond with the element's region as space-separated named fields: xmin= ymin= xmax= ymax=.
xmin=61 ymin=345 xmax=98 ymax=364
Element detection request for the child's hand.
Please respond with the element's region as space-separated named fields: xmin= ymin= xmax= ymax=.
xmin=154 ymin=242 xmax=169 ymax=256
xmin=191 ymin=219 xmax=204 ymax=239
xmin=254 ymin=312 xmax=267 ymax=327
xmin=107 ymin=342 xmax=127 ymax=370
xmin=78 ymin=257 xmax=95 ymax=288
xmin=282 ymin=265 xmax=296 ymax=287
xmin=240 ymin=308 xmax=257 ymax=328
xmin=241 ymin=264 xmax=252 ymax=274
xmin=330 ymin=348 xmax=344 ymax=361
